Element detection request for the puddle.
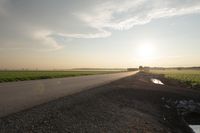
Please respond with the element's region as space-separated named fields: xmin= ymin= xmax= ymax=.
xmin=189 ymin=125 xmax=200 ymax=133
xmin=151 ymin=78 xmax=164 ymax=85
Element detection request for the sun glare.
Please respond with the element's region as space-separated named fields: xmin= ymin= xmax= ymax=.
xmin=137 ymin=42 xmax=156 ymax=60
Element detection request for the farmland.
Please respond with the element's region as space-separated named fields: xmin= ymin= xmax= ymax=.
xmin=150 ymin=69 xmax=200 ymax=88
xmin=0 ymin=70 xmax=124 ymax=83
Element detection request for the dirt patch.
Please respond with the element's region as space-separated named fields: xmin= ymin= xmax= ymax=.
xmin=0 ymin=72 xmax=200 ymax=133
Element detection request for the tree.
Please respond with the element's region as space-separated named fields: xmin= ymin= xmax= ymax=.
xmin=139 ymin=66 xmax=143 ymax=71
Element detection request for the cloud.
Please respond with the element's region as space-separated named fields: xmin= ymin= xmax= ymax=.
xmin=33 ymin=30 xmax=63 ymax=51
xmin=45 ymin=0 xmax=200 ymax=39
xmin=56 ymin=29 xmax=111 ymax=39
xmin=77 ymin=0 xmax=200 ymax=31
xmin=58 ymin=0 xmax=200 ymax=39
xmin=1 ymin=0 xmax=200 ymax=50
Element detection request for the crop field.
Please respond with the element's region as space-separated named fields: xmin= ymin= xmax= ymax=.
xmin=151 ymin=69 xmax=200 ymax=88
xmin=0 ymin=71 xmax=123 ymax=83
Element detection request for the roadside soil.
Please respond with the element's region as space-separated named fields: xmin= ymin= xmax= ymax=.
xmin=0 ymin=72 xmax=200 ymax=133
xmin=154 ymin=73 xmax=200 ymax=90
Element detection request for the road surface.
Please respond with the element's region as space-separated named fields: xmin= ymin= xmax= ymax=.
xmin=0 ymin=71 xmax=136 ymax=117
xmin=0 ymin=72 xmax=200 ymax=133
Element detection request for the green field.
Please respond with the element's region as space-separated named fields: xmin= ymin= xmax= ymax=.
xmin=151 ymin=69 xmax=200 ymax=88
xmin=0 ymin=71 xmax=124 ymax=83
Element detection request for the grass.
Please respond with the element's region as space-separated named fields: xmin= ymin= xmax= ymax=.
xmin=150 ymin=69 xmax=200 ymax=88
xmin=0 ymin=70 xmax=124 ymax=83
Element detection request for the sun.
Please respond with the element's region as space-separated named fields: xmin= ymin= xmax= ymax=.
xmin=137 ymin=42 xmax=156 ymax=60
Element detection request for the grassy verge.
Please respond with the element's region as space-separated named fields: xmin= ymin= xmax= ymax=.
xmin=150 ymin=69 xmax=200 ymax=88
xmin=0 ymin=71 xmax=125 ymax=83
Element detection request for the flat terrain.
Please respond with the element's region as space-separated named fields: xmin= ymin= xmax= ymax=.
xmin=151 ymin=69 xmax=200 ymax=89
xmin=0 ymin=71 xmax=134 ymax=117
xmin=0 ymin=72 xmax=199 ymax=133
xmin=0 ymin=70 xmax=124 ymax=83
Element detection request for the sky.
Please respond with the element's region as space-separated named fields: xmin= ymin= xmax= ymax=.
xmin=0 ymin=0 xmax=200 ymax=69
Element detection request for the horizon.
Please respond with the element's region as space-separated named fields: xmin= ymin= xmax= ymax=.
xmin=1 ymin=0 xmax=200 ymax=69
xmin=1 ymin=66 xmax=200 ymax=71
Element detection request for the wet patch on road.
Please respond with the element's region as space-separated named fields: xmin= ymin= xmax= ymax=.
xmin=151 ymin=78 xmax=164 ymax=85
xmin=189 ymin=125 xmax=200 ymax=133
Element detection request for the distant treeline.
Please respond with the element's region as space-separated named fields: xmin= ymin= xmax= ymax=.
xmin=150 ymin=67 xmax=200 ymax=70
xmin=0 ymin=68 xmax=127 ymax=72
xmin=72 ymin=68 xmax=127 ymax=71
xmin=127 ymin=68 xmax=138 ymax=71
xmin=127 ymin=66 xmax=200 ymax=71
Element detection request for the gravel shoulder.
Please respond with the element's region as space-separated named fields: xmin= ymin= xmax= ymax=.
xmin=0 ymin=72 xmax=200 ymax=133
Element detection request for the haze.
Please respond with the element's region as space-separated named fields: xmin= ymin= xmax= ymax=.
xmin=0 ymin=0 xmax=200 ymax=69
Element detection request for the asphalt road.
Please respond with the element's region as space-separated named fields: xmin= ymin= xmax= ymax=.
xmin=0 ymin=71 xmax=136 ymax=117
